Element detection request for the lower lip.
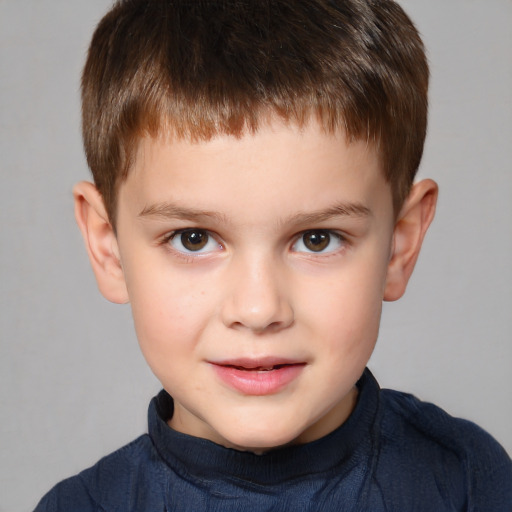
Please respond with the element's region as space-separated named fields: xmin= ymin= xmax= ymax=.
xmin=211 ymin=364 xmax=305 ymax=396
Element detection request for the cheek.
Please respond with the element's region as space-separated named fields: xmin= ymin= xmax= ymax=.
xmin=303 ymin=257 xmax=387 ymax=354
xmin=129 ymin=283 xmax=214 ymax=393
xmin=322 ymin=294 xmax=382 ymax=359
xmin=125 ymin=265 xmax=213 ymax=358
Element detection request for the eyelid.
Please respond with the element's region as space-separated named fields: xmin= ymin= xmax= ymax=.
xmin=162 ymin=228 xmax=224 ymax=256
xmin=291 ymin=229 xmax=347 ymax=254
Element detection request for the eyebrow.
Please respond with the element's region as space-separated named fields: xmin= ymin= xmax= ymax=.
xmin=138 ymin=202 xmax=228 ymax=222
xmin=138 ymin=200 xmax=371 ymax=224
xmin=285 ymin=202 xmax=372 ymax=225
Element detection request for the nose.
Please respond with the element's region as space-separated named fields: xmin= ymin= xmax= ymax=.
xmin=221 ymin=254 xmax=294 ymax=333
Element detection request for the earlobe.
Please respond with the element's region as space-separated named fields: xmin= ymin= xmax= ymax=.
xmin=384 ymin=179 xmax=438 ymax=301
xmin=73 ymin=181 xmax=129 ymax=304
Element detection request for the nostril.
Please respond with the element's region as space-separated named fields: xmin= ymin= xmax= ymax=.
xmin=227 ymin=315 xmax=294 ymax=334
xmin=220 ymin=263 xmax=294 ymax=331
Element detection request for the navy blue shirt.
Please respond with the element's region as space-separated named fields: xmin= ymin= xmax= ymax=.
xmin=34 ymin=370 xmax=511 ymax=511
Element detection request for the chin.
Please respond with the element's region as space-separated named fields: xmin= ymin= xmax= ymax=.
xmin=217 ymin=421 xmax=302 ymax=453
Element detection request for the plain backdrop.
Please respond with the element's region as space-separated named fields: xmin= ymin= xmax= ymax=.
xmin=1 ymin=1 xmax=511 ymax=511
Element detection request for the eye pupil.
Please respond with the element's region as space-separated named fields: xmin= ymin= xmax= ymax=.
xmin=303 ymin=231 xmax=330 ymax=252
xmin=181 ymin=230 xmax=208 ymax=251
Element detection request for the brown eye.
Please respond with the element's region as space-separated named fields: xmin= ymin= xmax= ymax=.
xmin=168 ymin=228 xmax=221 ymax=255
xmin=179 ymin=230 xmax=209 ymax=251
xmin=302 ymin=231 xmax=330 ymax=252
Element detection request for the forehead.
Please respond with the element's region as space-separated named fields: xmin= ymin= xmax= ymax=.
xmin=119 ymin=119 xmax=392 ymax=223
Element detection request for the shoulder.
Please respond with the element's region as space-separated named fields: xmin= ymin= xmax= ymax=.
xmin=378 ymin=388 xmax=512 ymax=510
xmin=379 ymin=388 xmax=510 ymax=466
xmin=33 ymin=434 xmax=167 ymax=512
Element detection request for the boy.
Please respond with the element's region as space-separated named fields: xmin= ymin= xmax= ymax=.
xmin=35 ymin=0 xmax=511 ymax=510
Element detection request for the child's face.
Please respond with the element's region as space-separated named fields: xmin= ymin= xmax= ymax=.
xmin=114 ymin=119 xmax=397 ymax=451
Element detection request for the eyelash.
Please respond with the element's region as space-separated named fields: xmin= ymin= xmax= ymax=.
xmin=159 ymin=229 xmax=223 ymax=259
xmin=159 ymin=228 xmax=348 ymax=259
xmin=291 ymin=230 xmax=347 ymax=255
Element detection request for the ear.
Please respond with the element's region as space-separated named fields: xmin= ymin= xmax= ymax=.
xmin=73 ymin=181 xmax=129 ymax=304
xmin=384 ymin=179 xmax=438 ymax=302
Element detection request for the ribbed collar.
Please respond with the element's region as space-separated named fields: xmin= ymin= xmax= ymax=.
xmin=148 ymin=368 xmax=380 ymax=486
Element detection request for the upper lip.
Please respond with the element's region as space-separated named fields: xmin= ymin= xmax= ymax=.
xmin=210 ymin=357 xmax=306 ymax=370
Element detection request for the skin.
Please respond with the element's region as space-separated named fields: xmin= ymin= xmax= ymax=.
xmin=74 ymin=118 xmax=437 ymax=453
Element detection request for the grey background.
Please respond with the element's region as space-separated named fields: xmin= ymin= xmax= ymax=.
xmin=1 ymin=1 xmax=511 ymax=510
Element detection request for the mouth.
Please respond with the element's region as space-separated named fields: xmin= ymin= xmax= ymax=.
xmin=210 ymin=358 xmax=306 ymax=395
xmin=222 ymin=363 xmax=301 ymax=372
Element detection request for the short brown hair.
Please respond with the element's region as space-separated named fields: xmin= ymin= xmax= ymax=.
xmin=82 ymin=0 xmax=428 ymax=224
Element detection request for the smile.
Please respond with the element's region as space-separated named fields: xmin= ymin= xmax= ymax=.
xmin=227 ymin=364 xmax=292 ymax=372
xmin=210 ymin=359 xmax=306 ymax=396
